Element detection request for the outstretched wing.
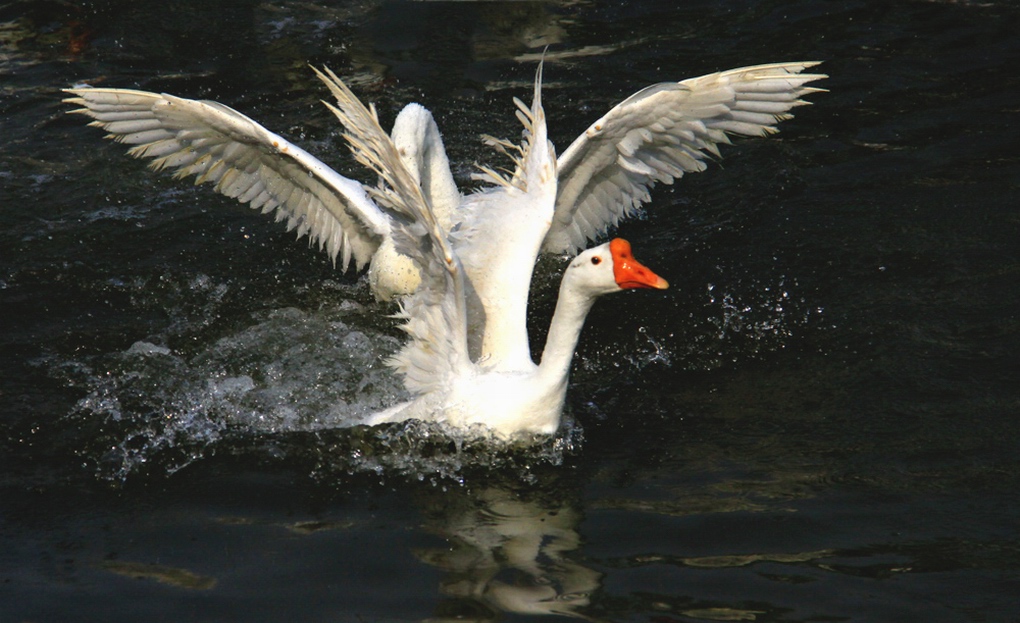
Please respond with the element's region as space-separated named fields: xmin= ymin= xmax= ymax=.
xmin=544 ymin=61 xmax=827 ymax=254
xmin=312 ymin=67 xmax=471 ymax=394
xmin=64 ymin=87 xmax=390 ymax=271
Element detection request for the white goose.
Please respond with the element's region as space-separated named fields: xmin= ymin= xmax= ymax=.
xmin=66 ymin=62 xmax=825 ymax=436
xmin=320 ymin=64 xmax=668 ymax=437
xmin=64 ymin=61 xmax=826 ymax=303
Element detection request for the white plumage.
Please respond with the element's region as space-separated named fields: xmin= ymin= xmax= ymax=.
xmin=65 ymin=61 xmax=825 ymax=301
xmin=66 ymin=60 xmax=825 ymax=437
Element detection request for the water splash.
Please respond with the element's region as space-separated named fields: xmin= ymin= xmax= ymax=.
xmin=688 ymin=274 xmax=822 ymax=368
xmin=632 ymin=326 xmax=673 ymax=368
xmin=57 ymin=302 xmax=407 ymax=478
xmin=307 ymin=417 xmax=584 ymax=487
xmin=56 ymin=303 xmax=581 ymax=483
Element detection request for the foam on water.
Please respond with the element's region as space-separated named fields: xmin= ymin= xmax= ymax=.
xmin=54 ymin=301 xmax=404 ymax=478
xmin=55 ymin=300 xmax=583 ymax=483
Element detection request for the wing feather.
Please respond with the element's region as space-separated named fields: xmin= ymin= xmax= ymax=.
xmin=310 ymin=66 xmax=471 ymax=394
xmin=64 ymin=87 xmax=388 ymax=270
xmin=545 ymin=61 xmax=827 ymax=254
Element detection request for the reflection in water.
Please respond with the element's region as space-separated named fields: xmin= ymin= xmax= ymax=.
xmin=415 ymin=482 xmax=600 ymax=620
xmin=98 ymin=559 xmax=218 ymax=590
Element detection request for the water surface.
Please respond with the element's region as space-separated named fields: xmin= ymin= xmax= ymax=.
xmin=2 ymin=1 xmax=1018 ymax=621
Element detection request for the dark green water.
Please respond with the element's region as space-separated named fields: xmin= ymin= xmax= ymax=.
xmin=2 ymin=1 xmax=1018 ymax=621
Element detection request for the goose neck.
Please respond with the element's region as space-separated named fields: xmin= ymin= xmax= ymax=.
xmin=538 ymin=279 xmax=596 ymax=385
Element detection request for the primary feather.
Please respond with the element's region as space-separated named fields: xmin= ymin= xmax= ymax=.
xmin=545 ymin=61 xmax=826 ymax=254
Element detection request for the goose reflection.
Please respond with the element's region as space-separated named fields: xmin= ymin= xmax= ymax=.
xmin=414 ymin=482 xmax=600 ymax=621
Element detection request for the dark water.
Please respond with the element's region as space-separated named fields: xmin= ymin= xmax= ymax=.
xmin=3 ymin=0 xmax=1019 ymax=621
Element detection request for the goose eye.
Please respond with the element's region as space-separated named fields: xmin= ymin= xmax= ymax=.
xmin=590 ymin=256 xmax=602 ymax=266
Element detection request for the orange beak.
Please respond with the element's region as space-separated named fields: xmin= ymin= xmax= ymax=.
xmin=610 ymin=238 xmax=669 ymax=290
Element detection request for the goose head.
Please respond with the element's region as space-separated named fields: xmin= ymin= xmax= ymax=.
xmin=564 ymin=238 xmax=669 ymax=297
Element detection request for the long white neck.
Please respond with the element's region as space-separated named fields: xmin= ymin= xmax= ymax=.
xmin=537 ymin=277 xmax=597 ymax=392
xmin=393 ymin=105 xmax=461 ymax=232
xmin=418 ymin=126 xmax=460 ymax=229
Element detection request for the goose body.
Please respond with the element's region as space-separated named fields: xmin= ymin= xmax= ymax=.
xmin=368 ymin=239 xmax=668 ymax=437
xmin=315 ymin=64 xmax=667 ymax=437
